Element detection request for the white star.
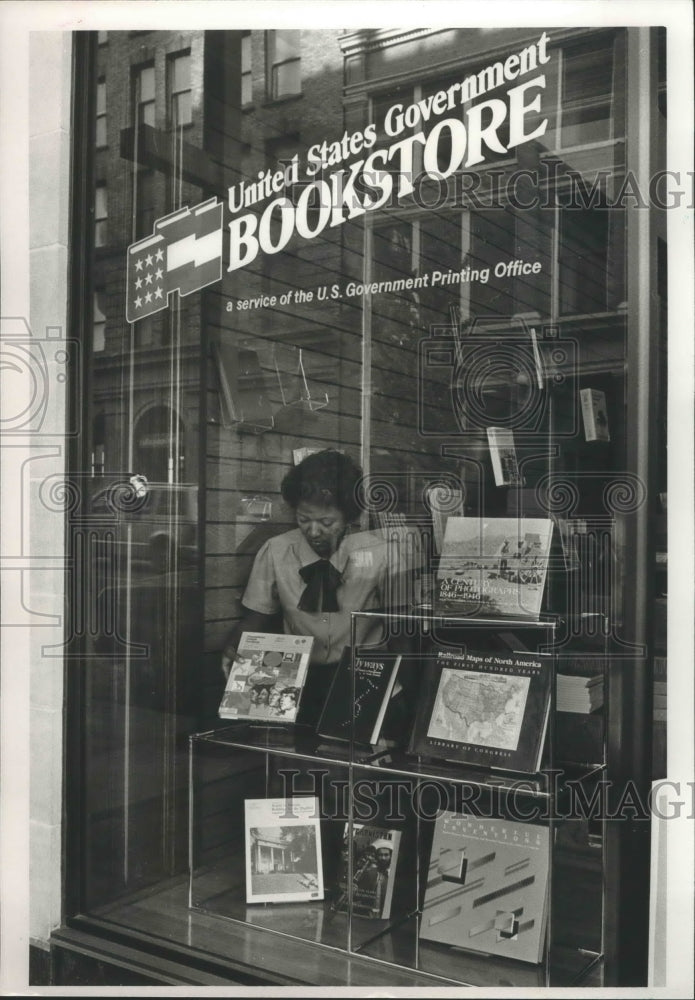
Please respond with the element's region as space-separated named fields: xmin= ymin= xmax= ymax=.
xmin=155 ymin=268 xmax=163 ymax=280
xmin=135 ymin=277 xmax=143 ymax=289
xmin=156 ymin=248 xmax=164 ymax=262
xmin=145 ymin=272 xmax=153 ymax=285
xmin=135 ymin=296 xmax=142 ymax=308
xmin=154 ymin=287 xmax=163 ymax=299
xmin=145 ymin=291 xmax=152 ymax=303
xmin=135 ymin=259 xmax=143 ymax=271
xmin=145 ymin=254 xmax=153 ymax=267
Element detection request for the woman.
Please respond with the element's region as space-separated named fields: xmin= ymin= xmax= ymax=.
xmin=221 ymin=450 xmax=391 ymax=723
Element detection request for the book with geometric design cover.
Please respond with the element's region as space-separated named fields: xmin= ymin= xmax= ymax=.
xmin=317 ymin=647 xmax=401 ymax=745
xmin=219 ymin=632 xmax=314 ymax=723
xmin=409 ymin=649 xmax=551 ymax=773
xmin=435 ymin=517 xmax=554 ymax=620
xmin=420 ymin=812 xmax=550 ymax=964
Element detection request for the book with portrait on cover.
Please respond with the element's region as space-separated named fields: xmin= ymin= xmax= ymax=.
xmin=218 ymin=631 xmax=314 ymax=723
xmin=435 ymin=517 xmax=554 ymax=620
xmin=331 ymin=823 xmax=402 ymax=920
xmin=317 ymin=646 xmax=402 ymax=745
xmin=420 ymin=811 xmax=550 ymax=964
xmin=409 ymin=649 xmax=551 ymax=773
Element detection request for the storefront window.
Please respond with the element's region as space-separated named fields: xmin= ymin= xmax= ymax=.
xmin=67 ymin=26 xmax=664 ymax=984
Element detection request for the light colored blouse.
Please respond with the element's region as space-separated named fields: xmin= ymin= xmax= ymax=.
xmin=242 ymin=527 xmax=391 ymax=665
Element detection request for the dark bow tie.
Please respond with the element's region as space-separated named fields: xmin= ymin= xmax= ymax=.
xmin=298 ymin=559 xmax=342 ymax=613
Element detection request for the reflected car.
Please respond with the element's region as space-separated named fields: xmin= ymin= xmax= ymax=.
xmin=89 ymin=482 xmax=198 ymax=571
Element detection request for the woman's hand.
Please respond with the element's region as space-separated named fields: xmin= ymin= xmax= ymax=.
xmin=220 ymin=608 xmax=278 ymax=681
xmin=221 ymin=641 xmax=236 ymax=681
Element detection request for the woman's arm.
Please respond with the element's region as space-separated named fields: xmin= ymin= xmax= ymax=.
xmin=221 ymin=605 xmax=279 ymax=679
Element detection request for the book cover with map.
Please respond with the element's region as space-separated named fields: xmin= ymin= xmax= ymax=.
xmin=409 ymin=649 xmax=552 ymax=773
xmin=219 ymin=632 xmax=314 ymax=723
xmin=420 ymin=811 xmax=550 ymax=964
xmin=435 ymin=517 xmax=554 ymax=620
xmin=317 ymin=647 xmax=402 ymax=745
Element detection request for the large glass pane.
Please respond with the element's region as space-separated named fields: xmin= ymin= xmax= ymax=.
xmin=81 ymin=31 xmax=208 ymax=913
xmin=69 ymin=26 xmax=662 ymax=986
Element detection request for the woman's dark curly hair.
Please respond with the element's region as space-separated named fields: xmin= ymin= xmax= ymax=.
xmin=281 ymin=449 xmax=362 ymax=522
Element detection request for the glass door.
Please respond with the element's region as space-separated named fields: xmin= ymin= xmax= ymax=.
xmin=78 ymin=34 xmax=206 ymax=909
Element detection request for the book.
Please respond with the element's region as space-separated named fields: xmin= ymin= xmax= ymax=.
xmin=580 ymin=388 xmax=610 ymax=442
xmin=424 ymin=483 xmax=465 ymax=556
xmin=557 ymin=674 xmax=604 ymax=713
xmin=245 ymin=797 xmax=324 ymax=904
xmin=486 ymin=427 xmax=522 ymax=487
xmin=332 ymin=823 xmax=402 ymax=919
xmin=218 ymin=632 xmax=314 ymax=723
xmin=435 ymin=517 xmax=554 ymax=620
xmin=292 ymin=446 xmax=319 ymax=465
xmin=317 ymin=647 xmax=401 ymax=745
xmin=409 ymin=649 xmax=551 ymax=773
xmin=420 ymin=811 xmax=550 ymax=964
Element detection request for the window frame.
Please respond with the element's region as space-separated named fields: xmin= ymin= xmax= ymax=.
xmin=168 ymin=49 xmax=193 ymax=129
xmin=265 ymin=29 xmax=302 ymax=101
xmin=94 ymin=181 xmax=107 ymax=246
xmin=95 ymin=77 xmax=107 ymax=148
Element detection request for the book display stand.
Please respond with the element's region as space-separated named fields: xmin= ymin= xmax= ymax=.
xmin=189 ymin=607 xmax=609 ymax=988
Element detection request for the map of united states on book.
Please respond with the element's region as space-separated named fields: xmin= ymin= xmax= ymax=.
xmin=126 ymin=198 xmax=223 ymax=323
xmin=430 ymin=671 xmax=530 ymax=750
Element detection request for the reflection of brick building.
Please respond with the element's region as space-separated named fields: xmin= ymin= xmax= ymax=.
xmin=91 ymin=30 xmax=349 ymax=486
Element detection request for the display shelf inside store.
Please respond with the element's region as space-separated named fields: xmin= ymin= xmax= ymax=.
xmin=352 ymin=910 xmax=602 ymax=988
xmin=193 ymin=722 xmax=379 ymax=765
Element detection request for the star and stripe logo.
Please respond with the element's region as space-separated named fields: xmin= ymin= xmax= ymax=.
xmin=126 ymin=198 xmax=223 ymax=323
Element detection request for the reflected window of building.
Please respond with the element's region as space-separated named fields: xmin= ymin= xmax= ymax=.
xmin=266 ymin=30 xmax=301 ymax=99
xmin=169 ymin=51 xmax=192 ymax=127
xmin=241 ymin=33 xmax=252 ymax=106
xmin=134 ymin=63 xmax=155 ymax=126
xmin=561 ymin=38 xmax=615 ymax=147
xmin=96 ymin=78 xmax=107 ymax=147
xmin=94 ymin=182 xmax=107 ymax=246
xmin=93 ymin=288 xmax=106 ymax=352
xmin=559 ymin=207 xmax=611 ymax=315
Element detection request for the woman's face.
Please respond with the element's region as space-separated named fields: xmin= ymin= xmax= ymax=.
xmin=295 ymin=501 xmax=347 ymax=558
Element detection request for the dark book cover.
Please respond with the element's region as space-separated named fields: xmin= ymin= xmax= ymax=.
xmin=409 ymin=649 xmax=552 ymax=774
xmin=331 ymin=823 xmax=402 ymax=920
xmin=317 ymin=647 xmax=401 ymax=746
